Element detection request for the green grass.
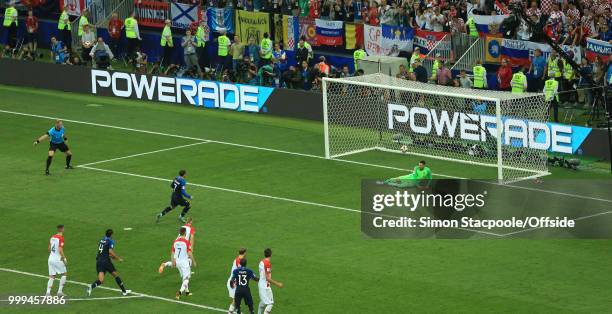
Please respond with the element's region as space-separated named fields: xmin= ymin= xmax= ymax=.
xmin=0 ymin=84 xmax=611 ymax=313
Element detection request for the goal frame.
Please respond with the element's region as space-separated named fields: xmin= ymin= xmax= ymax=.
xmin=322 ymin=76 xmax=549 ymax=184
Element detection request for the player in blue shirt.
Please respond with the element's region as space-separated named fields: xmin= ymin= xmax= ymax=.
xmin=87 ymin=229 xmax=131 ymax=296
xmin=231 ymin=258 xmax=259 ymax=314
xmin=33 ymin=119 xmax=73 ymax=176
xmin=156 ymin=170 xmax=193 ymax=223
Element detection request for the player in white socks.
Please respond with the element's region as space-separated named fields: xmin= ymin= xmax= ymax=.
xmin=159 ymin=217 xmax=196 ymax=274
xmin=258 ymin=248 xmax=283 ymax=314
xmin=46 ymin=224 xmax=68 ymax=296
xmin=227 ymin=247 xmax=247 ymax=314
xmin=173 ymin=227 xmax=196 ymax=299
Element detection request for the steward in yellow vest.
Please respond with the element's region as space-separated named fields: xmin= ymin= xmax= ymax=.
xmin=473 ymin=60 xmax=487 ymax=89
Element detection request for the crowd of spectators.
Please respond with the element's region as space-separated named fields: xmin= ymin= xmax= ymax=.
xmin=2 ymin=0 xmax=611 ymax=98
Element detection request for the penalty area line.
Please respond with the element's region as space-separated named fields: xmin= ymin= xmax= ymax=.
xmin=0 ymin=268 xmax=226 ymax=312
xmin=77 ymin=141 xmax=210 ymax=167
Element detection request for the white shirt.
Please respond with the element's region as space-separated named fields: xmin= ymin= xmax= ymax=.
xmin=172 ymin=237 xmax=191 ymax=265
xmin=258 ymin=259 xmax=272 ymax=289
xmin=227 ymin=256 xmax=241 ymax=281
xmin=49 ymin=235 xmax=64 ymax=261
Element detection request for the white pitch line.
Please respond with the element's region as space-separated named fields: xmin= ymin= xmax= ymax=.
xmin=79 ymin=165 xmax=361 ymax=214
xmin=77 ymin=141 xmax=210 ymax=167
xmin=66 ymin=295 xmax=145 ymax=301
xmin=1 ymin=109 xmax=611 ymax=204
xmin=0 ymin=268 xmax=226 ymax=312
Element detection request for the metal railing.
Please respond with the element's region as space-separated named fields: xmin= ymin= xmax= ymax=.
xmin=422 ymin=34 xmax=452 ymax=79
xmin=89 ymin=0 xmax=133 ymax=27
xmin=450 ymin=36 xmax=485 ymax=72
xmin=450 ymin=32 xmax=479 ymax=62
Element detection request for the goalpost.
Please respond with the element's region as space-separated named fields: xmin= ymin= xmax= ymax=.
xmin=322 ymin=73 xmax=550 ymax=184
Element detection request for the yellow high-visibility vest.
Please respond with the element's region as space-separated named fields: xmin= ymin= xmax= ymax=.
xmin=260 ymin=38 xmax=272 ymax=59
xmin=196 ymin=26 xmax=206 ymax=47
xmin=58 ymin=10 xmax=71 ymax=30
xmin=563 ymin=60 xmax=574 ymax=80
xmin=3 ymin=7 xmax=17 ymax=27
xmin=160 ymin=26 xmax=173 ymax=47
xmin=124 ymin=17 xmax=137 ymax=39
xmin=547 ymin=57 xmax=561 ymax=78
xmin=78 ymin=15 xmax=89 ymax=36
xmin=430 ymin=60 xmax=440 ymax=80
xmin=544 ymin=79 xmax=559 ymax=101
xmin=467 ymin=17 xmax=478 ymax=37
xmin=473 ymin=65 xmax=486 ymax=88
xmin=511 ymin=72 xmax=526 ymax=94
xmin=353 ymin=49 xmax=366 ymax=70
xmin=218 ymin=35 xmax=229 ymax=56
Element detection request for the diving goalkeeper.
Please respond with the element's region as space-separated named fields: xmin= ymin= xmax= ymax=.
xmin=384 ymin=160 xmax=432 ymax=189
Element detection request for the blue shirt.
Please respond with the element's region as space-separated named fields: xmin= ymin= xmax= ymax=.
xmin=171 ymin=176 xmax=191 ymax=199
xmin=246 ymin=44 xmax=260 ymax=64
xmin=531 ymin=56 xmax=546 ymax=79
xmin=606 ymin=64 xmax=612 ymax=85
xmin=48 ymin=127 xmax=65 ymax=144
xmin=232 ymin=267 xmax=257 ymax=288
xmin=96 ymin=236 xmax=115 ymax=261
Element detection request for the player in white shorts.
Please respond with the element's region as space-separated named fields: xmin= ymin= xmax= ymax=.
xmin=227 ymin=247 xmax=247 ymax=314
xmin=159 ymin=217 xmax=196 ymax=274
xmin=46 ymin=224 xmax=68 ymax=296
xmin=258 ymin=248 xmax=283 ymax=314
xmin=173 ymin=227 xmax=196 ymax=300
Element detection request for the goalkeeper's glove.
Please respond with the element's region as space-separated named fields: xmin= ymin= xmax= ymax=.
xmin=33 ymin=139 xmax=40 ymax=146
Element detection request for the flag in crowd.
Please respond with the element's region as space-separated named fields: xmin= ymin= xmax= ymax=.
xmin=500 ymin=38 xmax=551 ymax=67
xmin=494 ymin=0 xmax=509 ymax=15
xmin=472 ymin=14 xmax=508 ymax=35
xmin=283 ymin=15 xmax=299 ymax=51
xmin=344 ymin=23 xmax=363 ymax=50
xmin=207 ymin=7 xmax=234 ymax=33
xmin=585 ymin=38 xmax=612 ymax=62
xmin=380 ymin=24 xmax=414 ymax=56
xmin=314 ymin=19 xmax=343 ymax=46
xmin=171 ymin=0 xmax=200 ymax=29
xmin=299 ymin=17 xmax=317 ymax=46
xmin=61 ymin=0 xmax=85 ymax=16
xmin=235 ymin=10 xmax=269 ymax=42
xmin=134 ymin=0 xmax=170 ymax=28
xmin=413 ymin=29 xmax=447 ymax=54
xmin=487 ymin=36 xmax=582 ymax=65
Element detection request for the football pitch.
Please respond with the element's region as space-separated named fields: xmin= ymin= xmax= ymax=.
xmin=1 ymin=84 xmax=612 ymax=313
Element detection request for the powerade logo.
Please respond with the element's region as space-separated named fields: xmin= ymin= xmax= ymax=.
xmin=387 ymin=103 xmax=591 ymax=154
xmin=91 ymin=70 xmax=273 ymax=112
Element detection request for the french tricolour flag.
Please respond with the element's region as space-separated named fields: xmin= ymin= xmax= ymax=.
xmin=315 ymin=19 xmax=343 ymax=46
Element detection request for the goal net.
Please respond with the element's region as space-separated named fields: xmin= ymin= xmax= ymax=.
xmin=322 ymin=73 xmax=550 ymax=184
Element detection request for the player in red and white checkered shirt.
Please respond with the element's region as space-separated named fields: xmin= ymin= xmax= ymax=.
xmin=172 ymin=227 xmax=196 ymax=300
xmin=258 ymin=248 xmax=283 ymax=314
xmin=46 ymin=225 xmax=67 ymax=296
xmin=159 ymin=217 xmax=196 ymax=274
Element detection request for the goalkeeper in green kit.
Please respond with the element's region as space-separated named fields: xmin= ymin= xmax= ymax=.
xmin=384 ymin=160 xmax=432 ymax=189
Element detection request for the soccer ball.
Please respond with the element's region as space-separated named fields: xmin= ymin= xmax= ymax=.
xmin=400 ymin=145 xmax=408 ymax=153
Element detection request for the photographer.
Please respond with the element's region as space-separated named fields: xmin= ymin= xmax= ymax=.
xmin=50 ymin=37 xmax=68 ymax=64
xmin=89 ymin=37 xmax=114 ymax=69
